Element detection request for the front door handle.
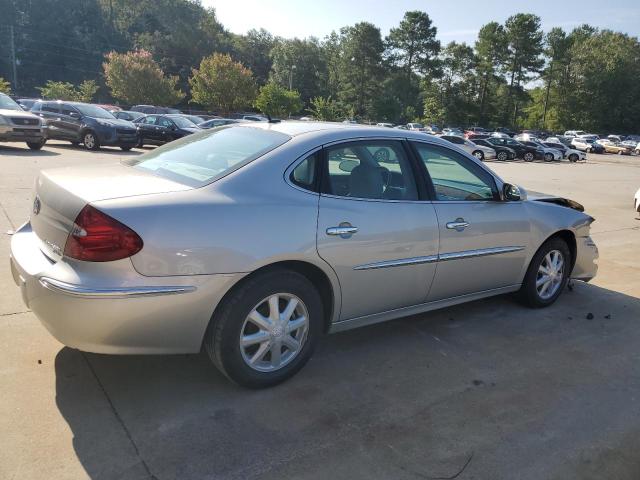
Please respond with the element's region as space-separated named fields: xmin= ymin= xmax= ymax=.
xmin=446 ymin=218 xmax=469 ymax=231
xmin=326 ymin=224 xmax=358 ymax=238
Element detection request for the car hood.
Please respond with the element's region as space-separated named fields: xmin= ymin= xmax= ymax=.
xmin=180 ymin=127 xmax=201 ymax=133
xmin=0 ymin=108 xmax=39 ymax=118
xmin=527 ymin=191 xmax=585 ymax=212
xmin=90 ymin=118 xmax=136 ymax=128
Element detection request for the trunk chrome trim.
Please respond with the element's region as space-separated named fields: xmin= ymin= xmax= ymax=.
xmin=39 ymin=277 xmax=196 ymax=299
xmin=439 ymin=245 xmax=525 ymax=261
xmin=353 ymin=255 xmax=438 ymax=270
xmin=353 ymin=246 xmax=524 ymax=271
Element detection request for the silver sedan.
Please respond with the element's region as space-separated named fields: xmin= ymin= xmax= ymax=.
xmin=9 ymin=122 xmax=598 ymax=388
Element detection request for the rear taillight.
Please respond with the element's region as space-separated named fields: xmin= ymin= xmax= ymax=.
xmin=64 ymin=205 xmax=143 ymax=262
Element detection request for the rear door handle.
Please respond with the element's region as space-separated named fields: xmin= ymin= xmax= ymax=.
xmin=326 ymin=225 xmax=358 ymax=238
xmin=446 ymin=218 xmax=469 ymax=231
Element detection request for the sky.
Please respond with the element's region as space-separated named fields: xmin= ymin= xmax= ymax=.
xmin=205 ymin=0 xmax=640 ymax=44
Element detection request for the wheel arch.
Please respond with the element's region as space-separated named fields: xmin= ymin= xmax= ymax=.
xmin=541 ymin=229 xmax=577 ymax=274
xmin=205 ymin=260 xmax=339 ymax=343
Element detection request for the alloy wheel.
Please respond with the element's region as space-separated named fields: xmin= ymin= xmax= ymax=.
xmin=536 ymin=250 xmax=565 ymax=300
xmin=497 ymin=151 xmax=508 ymax=161
xmin=473 ymin=150 xmax=484 ymax=160
xmin=240 ymin=293 xmax=309 ymax=372
xmin=84 ymin=133 xmax=95 ymax=149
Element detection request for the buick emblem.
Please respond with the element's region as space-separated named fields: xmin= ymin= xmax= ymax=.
xmin=32 ymin=195 xmax=41 ymax=215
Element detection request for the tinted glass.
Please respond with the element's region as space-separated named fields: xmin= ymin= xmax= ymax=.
xmin=158 ymin=117 xmax=173 ymax=127
xmin=75 ymin=104 xmax=114 ymax=119
xmin=324 ymin=141 xmax=418 ymax=201
xmin=143 ymin=116 xmax=157 ymax=125
xmin=291 ymin=153 xmax=318 ymax=191
xmin=60 ymin=104 xmax=78 ymax=116
xmin=170 ymin=116 xmax=196 ymax=128
xmin=413 ymin=143 xmax=497 ymax=201
xmin=42 ymin=104 xmax=60 ymax=113
xmin=127 ymin=126 xmax=289 ymax=187
xmin=0 ymin=93 xmax=22 ymax=110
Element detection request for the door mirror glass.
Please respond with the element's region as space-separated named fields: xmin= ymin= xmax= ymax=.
xmin=69 ymin=112 xmax=80 ymax=119
xmin=338 ymin=159 xmax=358 ymax=172
xmin=503 ymin=183 xmax=522 ymax=201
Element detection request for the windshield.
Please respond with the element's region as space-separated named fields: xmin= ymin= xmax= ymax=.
xmin=126 ymin=126 xmax=290 ymax=187
xmin=170 ymin=116 xmax=197 ymax=128
xmin=75 ymin=104 xmax=115 ymax=119
xmin=0 ymin=93 xmax=22 ymax=111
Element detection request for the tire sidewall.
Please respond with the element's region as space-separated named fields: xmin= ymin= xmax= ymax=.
xmin=497 ymin=151 xmax=507 ymax=161
xmin=521 ymin=238 xmax=571 ymax=308
xmin=524 ymin=152 xmax=534 ymax=162
xmin=210 ymin=270 xmax=323 ymax=388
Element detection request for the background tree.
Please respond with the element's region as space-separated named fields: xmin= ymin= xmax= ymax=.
xmin=103 ymin=50 xmax=184 ymax=105
xmin=37 ymin=80 xmax=97 ymax=102
xmin=386 ymin=11 xmax=440 ymax=76
xmin=337 ymin=22 xmax=384 ymax=119
xmin=269 ymin=38 xmax=327 ymax=104
xmin=254 ymin=82 xmax=302 ymax=117
xmin=189 ymin=53 xmax=256 ymax=115
xmin=475 ymin=22 xmax=507 ymax=125
xmin=232 ymin=29 xmax=277 ymax=86
xmin=0 ymin=77 xmax=11 ymax=94
xmin=503 ymin=14 xmax=544 ymax=125
xmin=308 ymin=96 xmax=343 ymax=121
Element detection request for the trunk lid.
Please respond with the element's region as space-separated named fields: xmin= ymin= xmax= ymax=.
xmin=30 ymin=162 xmax=191 ymax=260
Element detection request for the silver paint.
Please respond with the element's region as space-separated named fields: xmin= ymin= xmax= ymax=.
xmin=9 ymin=121 xmax=599 ymax=354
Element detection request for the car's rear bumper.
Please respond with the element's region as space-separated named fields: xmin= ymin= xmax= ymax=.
xmin=571 ymin=236 xmax=598 ymax=282
xmin=9 ymin=222 xmax=243 ymax=354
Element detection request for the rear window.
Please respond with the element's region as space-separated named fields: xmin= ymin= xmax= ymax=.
xmin=126 ymin=126 xmax=290 ymax=187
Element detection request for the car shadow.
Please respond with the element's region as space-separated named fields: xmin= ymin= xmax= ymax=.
xmin=0 ymin=145 xmax=60 ymax=156
xmin=55 ymin=281 xmax=640 ymax=479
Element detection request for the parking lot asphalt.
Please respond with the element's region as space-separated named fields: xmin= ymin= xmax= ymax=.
xmin=1 ymin=141 xmax=640 ymax=480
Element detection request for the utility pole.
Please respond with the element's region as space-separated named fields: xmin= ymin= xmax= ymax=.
xmin=9 ymin=25 xmax=18 ymax=90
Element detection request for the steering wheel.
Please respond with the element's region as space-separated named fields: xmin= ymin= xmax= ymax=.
xmin=373 ymin=148 xmax=390 ymax=163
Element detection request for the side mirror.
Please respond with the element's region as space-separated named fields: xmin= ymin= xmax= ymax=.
xmin=69 ymin=112 xmax=80 ymax=119
xmin=503 ymin=183 xmax=522 ymax=201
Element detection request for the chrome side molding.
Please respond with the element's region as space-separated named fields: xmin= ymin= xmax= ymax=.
xmin=39 ymin=277 xmax=196 ymax=299
xmin=438 ymin=245 xmax=525 ymax=262
xmin=353 ymin=246 xmax=524 ymax=270
xmin=354 ymin=255 xmax=438 ymax=270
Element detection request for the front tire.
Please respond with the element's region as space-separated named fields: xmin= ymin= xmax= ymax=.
xmin=497 ymin=151 xmax=508 ymax=161
xmin=26 ymin=140 xmax=45 ymax=150
xmin=204 ymin=269 xmax=323 ymax=388
xmin=518 ymin=237 xmax=571 ymax=308
xmin=83 ymin=131 xmax=100 ymax=151
xmin=569 ymin=153 xmax=578 ymax=162
xmin=544 ymin=152 xmax=553 ymax=162
xmin=472 ymin=150 xmax=484 ymax=161
xmin=523 ymin=152 xmax=534 ymax=162
xmin=120 ymin=145 xmax=132 ymax=151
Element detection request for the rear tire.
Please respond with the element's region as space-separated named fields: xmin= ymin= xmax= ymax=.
xmin=518 ymin=237 xmax=571 ymax=308
xmin=120 ymin=145 xmax=132 ymax=151
xmin=569 ymin=154 xmax=578 ymax=162
xmin=204 ymin=269 xmax=323 ymax=388
xmin=497 ymin=151 xmax=508 ymax=161
xmin=544 ymin=153 xmax=553 ymax=162
xmin=26 ymin=140 xmax=45 ymax=150
xmin=472 ymin=150 xmax=484 ymax=161
xmin=523 ymin=152 xmax=534 ymax=162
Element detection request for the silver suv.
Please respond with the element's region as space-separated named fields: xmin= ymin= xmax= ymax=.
xmin=0 ymin=93 xmax=46 ymax=150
